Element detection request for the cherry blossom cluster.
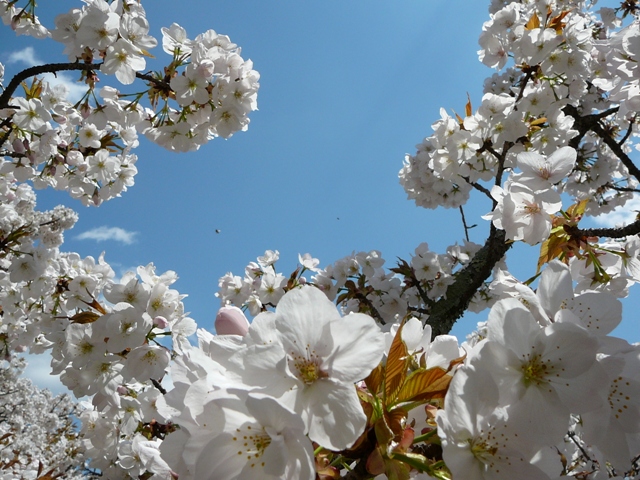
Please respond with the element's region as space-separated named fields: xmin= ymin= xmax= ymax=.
xmin=0 ymin=170 xmax=193 ymax=474
xmin=0 ymin=0 xmax=48 ymax=38
xmin=400 ymin=0 xmax=639 ymax=220
xmin=440 ymin=260 xmax=640 ymax=479
xmin=0 ymin=0 xmax=259 ymax=205
xmin=0 ymin=357 xmax=92 ymax=479
xmin=217 ymin=242 xmax=499 ymax=327
xmin=213 ymin=257 xmax=640 ymax=478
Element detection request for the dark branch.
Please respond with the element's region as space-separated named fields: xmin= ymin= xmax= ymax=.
xmin=135 ymin=71 xmax=172 ymax=91
xmin=565 ymin=218 xmax=640 ymax=239
xmin=618 ymin=116 xmax=635 ymax=147
xmin=591 ymin=121 xmax=640 ymax=182
xmin=491 ymin=142 xmax=513 ymax=208
xmin=461 ymin=176 xmax=492 ymax=199
xmin=0 ymin=62 xmax=100 ymax=109
xmin=150 ymin=378 xmax=167 ymax=395
xmin=563 ymin=104 xmax=640 ymax=186
xmin=459 ymin=205 xmax=472 ymax=242
xmin=0 ymin=62 xmax=172 ymax=109
xmin=426 ymin=228 xmax=510 ymax=336
xmin=563 ymin=104 xmax=619 ymax=149
xmin=605 ymin=183 xmax=640 ymax=194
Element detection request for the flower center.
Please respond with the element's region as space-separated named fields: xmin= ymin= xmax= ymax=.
xmin=470 ymin=438 xmax=498 ymax=462
xmin=538 ymin=165 xmax=552 ymax=180
xmin=523 ymin=201 xmax=541 ymax=215
xmin=521 ymin=354 xmax=551 ymax=386
xmin=299 ymin=361 xmax=320 ymax=384
xmin=290 ymin=348 xmax=327 ymax=385
xmin=232 ymin=425 xmax=271 ymax=469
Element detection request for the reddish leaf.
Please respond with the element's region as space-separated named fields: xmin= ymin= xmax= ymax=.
xmin=395 ymin=367 xmax=451 ymax=404
xmin=385 ymin=409 xmax=408 ymax=440
xmin=365 ymin=363 xmax=384 ymax=396
xmin=384 ymin=321 xmax=409 ymax=404
xmin=69 ymin=311 xmax=100 ymax=324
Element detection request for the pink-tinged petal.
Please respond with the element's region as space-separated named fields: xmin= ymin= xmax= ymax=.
xmin=427 ymin=334 xmax=461 ymax=369
xmin=553 ymin=360 xmax=607 ymax=414
xmin=215 ymin=305 xmax=250 ymax=336
xmin=441 ymin=366 xmax=501 ymax=432
xmin=437 ymin=367 xmax=549 ymax=479
xmin=231 ymin=343 xmax=296 ymax=396
xmin=195 ymin=433 xmax=249 ymax=480
xmin=247 ymin=311 xmax=279 ymax=345
xmin=583 ymin=409 xmax=638 ymax=473
xmin=246 ymin=393 xmax=306 ymax=434
xmin=325 ymin=312 xmax=384 ymax=382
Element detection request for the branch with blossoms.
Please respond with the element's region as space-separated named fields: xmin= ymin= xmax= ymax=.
xmin=0 ymin=62 xmax=98 ymax=109
xmin=0 ymin=61 xmax=173 ymax=109
xmin=424 ymin=228 xmax=509 ymax=336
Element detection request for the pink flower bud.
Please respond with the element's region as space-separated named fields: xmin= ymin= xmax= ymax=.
xmin=11 ymin=138 xmax=26 ymax=154
xmin=117 ymin=385 xmax=128 ymax=395
xmin=196 ymin=59 xmax=215 ymax=79
xmin=153 ymin=316 xmax=169 ymax=329
xmin=215 ymin=305 xmax=250 ymax=336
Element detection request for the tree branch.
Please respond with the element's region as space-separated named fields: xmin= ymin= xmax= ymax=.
xmin=461 ymin=176 xmax=492 ymax=199
xmin=459 ymin=205 xmax=474 ymax=242
xmin=563 ymin=104 xmax=619 ymax=149
xmin=590 ymin=121 xmax=640 ymax=182
xmin=0 ymin=62 xmax=172 ymax=109
xmin=426 ymin=227 xmax=510 ymax=336
xmin=565 ymin=218 xmax=640 ymax=239
xmin=0 ymin=62 xmax=99 ymax=109
xmin=604 ymin=183 xmax=640 ymax=194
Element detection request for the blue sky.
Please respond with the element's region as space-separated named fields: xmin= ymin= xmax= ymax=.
xmin=1 ymin=1 xmax=637 ymax=392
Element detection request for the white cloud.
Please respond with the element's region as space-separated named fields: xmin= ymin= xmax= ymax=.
xmin=7 ymin=46 xmax=40 ymax=66
xmin=76 ymin=226 xmax=138 ymax=245
xmin=592 ymin=196 xmax=640 ymax=228
xmin=6 ymin=46 xmax=89 ymax=103
xmin=19 ymin=353 xmax=67 ymax=396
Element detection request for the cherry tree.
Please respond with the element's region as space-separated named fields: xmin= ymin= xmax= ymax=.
xmin=0 ymin=357 xmax=93 ymax=479
xmin=1 ymin=0 xmax=639 ymax=479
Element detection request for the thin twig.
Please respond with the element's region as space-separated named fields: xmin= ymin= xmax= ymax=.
xmin=461 ymin=176 xmax=493 ymax=199
xmin=459 ymin=205 xmax=472 ymax=241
